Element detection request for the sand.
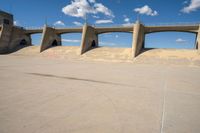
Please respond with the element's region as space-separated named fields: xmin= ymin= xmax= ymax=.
xmin=0 ymin=47 xmax=200 ymax=133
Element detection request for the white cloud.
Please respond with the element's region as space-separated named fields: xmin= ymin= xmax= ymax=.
xmin=73 ymin=21 xmax=83 ymax=26
xmin=54 ymin=20 xmax=65 ymax=26
xmin=94 ymin=3 xmax=114 ymax=17
xmin=14 ymin=20 xmax=20 ymax=26
xmin=62 ymin=39 xmax=81 ymax=43
xmin=88 ymin=0 xmax=95 ymax=3
xmin=124 ymin=18 xmax=130 ymax=22
xmin=62 ymin=0 xmax=94 ymax=18
xmin=134 ymin=5 xmax=158 ymax=16
xmin=99 ymin=41 xmax=127 ymax=46
xmin=99 ymin=41 xmax=117 ymax=46
xmin=181 ymin=0 xmax=200 ymax=13
xmin=62 ymin=0 xmax=114 ymax=19
xmin=95 ymin=19 xmax=113 ymax=24
xmin=122 ymin=15 xmax=133 ymax=26
xmin=176 ymin=38 xmax=187 ymax=43
xmin=92 ymin=15 xmax=100 ymax=18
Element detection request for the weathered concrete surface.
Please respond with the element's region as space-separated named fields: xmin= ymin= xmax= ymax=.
xmin=0 ymin=55 xmax=200 ymax=133
xmin=0 ymin=25 xmax=31 ymax=54
xmin=40 ymin=26 xmax=61 ymax=52
xmin=132 ymin=21 xmax=145 ymax=57
xmin=196 ymin=25 xmax=200 ymax=51
xmin=8 ymin=27 xmax=31 ymax=52
xmin=1 ymin=20 xmax=200 ymax=57
xmin=9 ymin=46 xmax=200 ymax=66
xmin=11 ymin=46 xmax=40 ymax=56
xmin=0 ymin=10 xmax=13 ymax=26
xmin=80 ymin=24 xmax=98 ymax=54
xmin=55 ymin=28 xmax=82 ymax=34
xmin=41 ymin=46 xmax=81 ymax=59
xmin=145 ymin=25 xmax=199 ymax=33
xmin=0 ymin=25 xmax=11 ymax=53
xmin=81 ymin=47 xmax=132 ymax=62
xmin=96 ymin=26 xmax=133 ymax=34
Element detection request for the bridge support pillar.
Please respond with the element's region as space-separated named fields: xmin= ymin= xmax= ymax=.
xmin=0 ymin=24 xmax=12 ymax=53
xmin=132 ymin=21 xmax=145 ymax=58
xmin=40 ymin=25 xmax=61 ymax=52
xmin=80 ymin=24 xmax=98 ymax=54
xmin=0 ymin=25 xmax=31 ymax=54
xmin=9 ymin=27 xmax=31 ymax=53
xmin=196 ymin=25 xmax=200 ymax=52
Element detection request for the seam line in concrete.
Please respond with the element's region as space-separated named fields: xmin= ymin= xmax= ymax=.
xmin=160 ymin=68 xmax=168 ymax=133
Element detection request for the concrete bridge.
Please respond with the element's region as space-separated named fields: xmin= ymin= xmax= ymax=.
xmin=0 ymin=11 xmax=200 ymax=58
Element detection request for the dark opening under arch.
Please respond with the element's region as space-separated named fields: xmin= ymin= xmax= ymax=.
xmin=19 ymin=39 xmax=27 ymax=46
xmin=52 ymin=40 xmax=58 ymax=47
xmin=91 ymin=40 xmax=96 ymax=47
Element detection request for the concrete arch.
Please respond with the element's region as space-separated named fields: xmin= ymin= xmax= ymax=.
xmin=145 ymin=30 xmax=197 ymax=34
xmin=97 ymin=31 xmax=132 ymax=35
xmin=96 ymin=27 xmax=133 ymax=35
xmin=145 ymin=26 xmax=199 ymax=34
xmin=25 ymin=29 xmax=43 ymax=35
xmin=55 ymin=28 xmax=82 ymax=35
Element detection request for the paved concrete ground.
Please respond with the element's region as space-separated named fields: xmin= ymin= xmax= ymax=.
xmin=0 ymin=55 xmax=200 ymax=133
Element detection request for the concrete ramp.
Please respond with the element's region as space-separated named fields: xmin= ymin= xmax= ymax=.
xmin=11 ymin=46 xmax=40 ymax=56
xmin=135 ymin=49 xmax=200 ymax=66
xmin=40 ymin=46 xmax=81 ymax=59
xmin=81 ymin=47 xmax=132 ymax=62
xmin=139 ymin=49 xmax=200 ymax=59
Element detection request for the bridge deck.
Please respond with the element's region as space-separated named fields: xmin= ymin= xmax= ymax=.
xmin=145 ymin=25 xmax=199 ymax=33
xmin=23 ymin=24 xmax=199 ymax=35
xmin=95 ymin=26 xmax=133 ymax=34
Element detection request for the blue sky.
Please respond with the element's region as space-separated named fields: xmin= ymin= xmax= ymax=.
xmin=1 ymin=0 xmax=200 ymax=48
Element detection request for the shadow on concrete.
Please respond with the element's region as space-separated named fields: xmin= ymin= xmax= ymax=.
xmin=27 ymin=72 xmax=133 ymax=87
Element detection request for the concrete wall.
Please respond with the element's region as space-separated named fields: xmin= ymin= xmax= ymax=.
xmin=0 ymin=25 xmax=11 ymax=53
xmin=80 ymin=24 xmax=98 ymax=54
xmin=132 ymin=21 xmax=145 ymax=58
xmin=196 ymin=25 xmax=200 ymax=52
xmin=0 ymin=10 xmax=13 ymax=26
xmin=9 ymin=27 xmax=31 ymax=52
xmin=40 ymin=26 xmax=61 ymax=52
xmin=0 ymin=25 xmax=31 ymax=54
